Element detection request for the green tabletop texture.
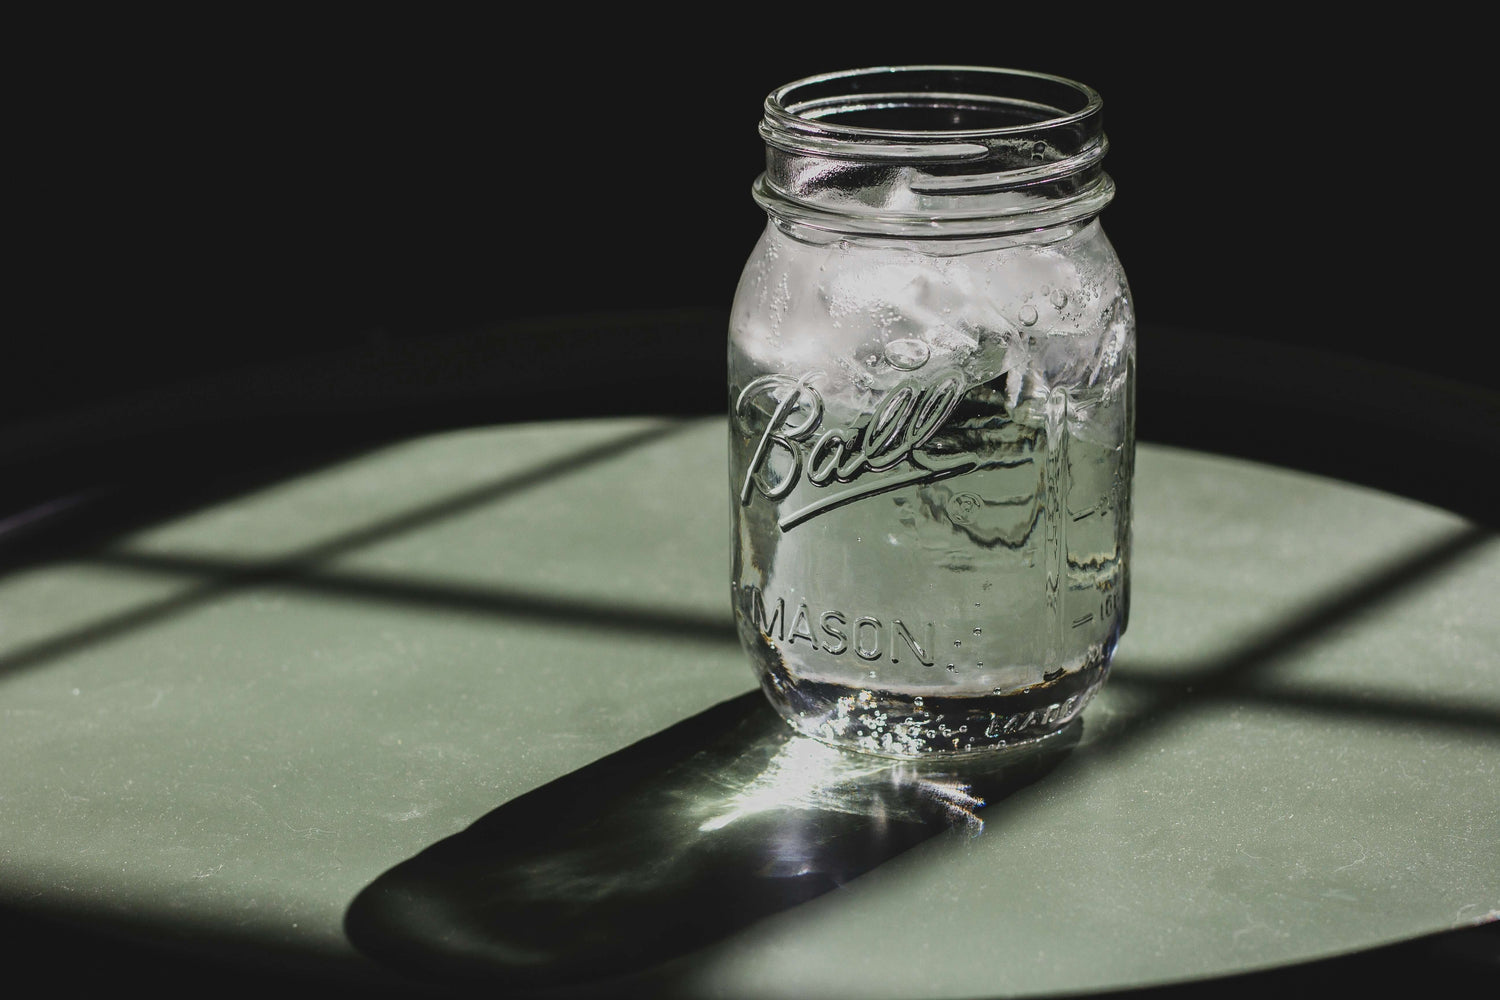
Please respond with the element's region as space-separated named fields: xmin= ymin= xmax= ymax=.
xmin=1 ymin=417 xmax=1496 ymax=997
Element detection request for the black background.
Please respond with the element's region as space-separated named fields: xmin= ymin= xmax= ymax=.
xmin=13 ymin=11 xmax=1494 ymax=424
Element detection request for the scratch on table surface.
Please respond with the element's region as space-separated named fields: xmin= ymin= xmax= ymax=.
xmin=281 ymin=820 xmax=331 ymax=839
xmin=237 ymin=793 xmax=268 ymax=816
xmin=1332 ymin=839 xmax=1369 ymax=873
xmin=1231 ymin=914 xmax=1274 ymax=947
xmin=192 ymin=863 xmax=225 ymax=879
xmin=386 ymin=806 xmax=429 ymax=822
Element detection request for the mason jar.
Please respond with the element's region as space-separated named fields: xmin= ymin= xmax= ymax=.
xmin=729 ymin=66 xmax=1135 ymax=757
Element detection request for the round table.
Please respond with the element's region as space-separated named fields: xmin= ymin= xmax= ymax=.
xmin=1 ymin=415 xmax=1495 ymax=996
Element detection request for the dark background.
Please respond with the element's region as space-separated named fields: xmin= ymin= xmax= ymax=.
xmin=12 ymin=11 xmax=1495 ymax=528
xmin=9 ymin=10 xmax=1494 ymax=528
xmin=6 ymin=13 xmax=1496 ymax=512
xmin=14 ymin=11 xmax=1494 ymax=412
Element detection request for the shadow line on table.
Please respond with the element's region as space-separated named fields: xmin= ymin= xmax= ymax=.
xmin=1107 ymin=673 xmax=1500 ymax=739
xmin=3 ymin=425 xmax=1494 ymax=990
xmin=81 ymin=552 xmax=738 ymax=645
xmin=0 ymin=420 xmax=696 ymax=681
xmin=339 ymin=522 xmax=1497 ymax=991
xmin=64 ymin=533 xmax=1500 ymax=738
xmin=44 ymin=519 xmax=1499 ymax=749
xmin=1094 ymin=523 xmax=1497 ymax=753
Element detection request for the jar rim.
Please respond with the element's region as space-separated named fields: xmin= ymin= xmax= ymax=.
xmin=763 ymin=65 xmax=1103 ymax=147
xmin=756 ymin=65 xmax=1114 ymax=237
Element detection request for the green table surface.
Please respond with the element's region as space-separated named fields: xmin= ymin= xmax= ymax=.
xmin=1 ymin=417 xmax=1496 ymax=996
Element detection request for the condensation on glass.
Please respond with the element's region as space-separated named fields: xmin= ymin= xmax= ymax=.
xmin=729 ymin=66 xmax=1135 ymax=758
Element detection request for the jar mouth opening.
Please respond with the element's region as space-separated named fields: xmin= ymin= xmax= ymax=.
xmin=765 ymin=65 xmax=1102 ymax=144
xmin=757 ymin=65 xmax=1114 ymax=237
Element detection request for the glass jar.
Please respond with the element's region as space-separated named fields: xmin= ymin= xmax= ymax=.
xmin=729 ymin=66 xmax=1135 ymax=758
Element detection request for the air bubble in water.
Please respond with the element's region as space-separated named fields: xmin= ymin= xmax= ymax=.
xmin=856 ymin=336 xmax=887 ymax=370
xmin=972 ymin=627 xmax=983 ymax=636
xmin=884 ymin=338 xmax=931 ymax=371
xmin=1019 ymin=304 xmax=1039 ymax=326
xmin=1049 ymin=288 xmax=1068 ymax=309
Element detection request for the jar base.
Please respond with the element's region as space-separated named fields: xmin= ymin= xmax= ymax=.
xmin=754 ymin=654 xmax=1111 ymax=759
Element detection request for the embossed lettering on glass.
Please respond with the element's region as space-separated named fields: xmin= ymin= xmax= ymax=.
xmin=729 ymin=67 xmax=1135 ymax=758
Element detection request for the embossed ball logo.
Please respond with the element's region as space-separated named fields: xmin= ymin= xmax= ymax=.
xmin=734 ymin=371 xmax=978 ymax=530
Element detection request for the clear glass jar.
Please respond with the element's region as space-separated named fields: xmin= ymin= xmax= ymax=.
xmin=729 ymin=66 xmax=1135 ymax=758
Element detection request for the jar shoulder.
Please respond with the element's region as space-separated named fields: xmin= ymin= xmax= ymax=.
xmin=730 ymin=219 xmax=1133 ymax=350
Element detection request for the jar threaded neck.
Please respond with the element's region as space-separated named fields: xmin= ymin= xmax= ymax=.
xmin=756 ymin=66 xmax=1115 ymax=237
